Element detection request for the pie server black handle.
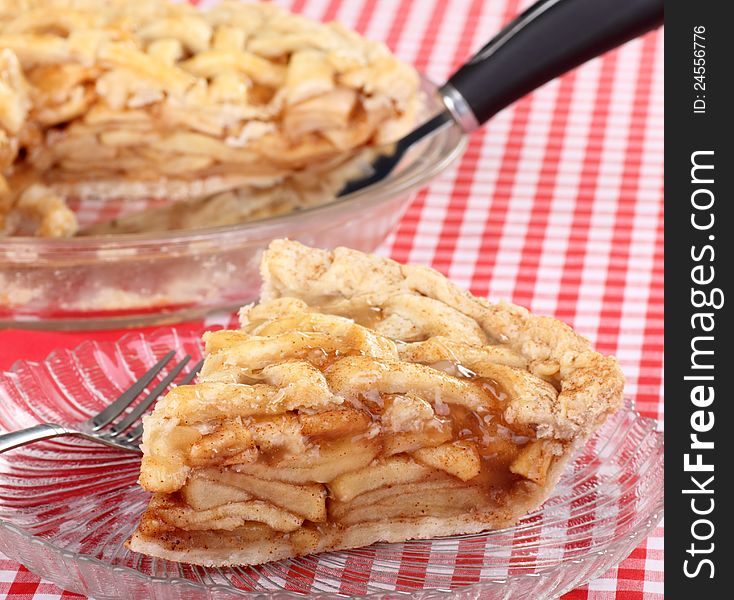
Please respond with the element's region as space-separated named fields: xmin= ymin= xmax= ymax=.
xmin=440 ymin=0 xmax=664 ymax=132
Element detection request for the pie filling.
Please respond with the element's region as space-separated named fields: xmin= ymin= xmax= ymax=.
xmin=134 ymin=308 xmax=564 ymax=558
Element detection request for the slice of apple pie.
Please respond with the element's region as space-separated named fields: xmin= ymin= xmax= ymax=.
xmin=128 ymin=240 xmax=624 ymax=566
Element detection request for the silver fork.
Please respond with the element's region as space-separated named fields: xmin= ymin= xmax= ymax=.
xmin=0 ymin=351 xmax=203 ymax=454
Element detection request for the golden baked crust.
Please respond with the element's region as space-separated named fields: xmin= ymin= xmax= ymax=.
xmin=259 ymin=240 xmax=624 ymax=439
xmin=0 ymin=0 xmax=422 ymax=236
xmin=128 ymin=240 xmax=624 ymax=567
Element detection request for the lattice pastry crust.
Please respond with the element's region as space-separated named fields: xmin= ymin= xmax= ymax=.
xmin=128 ymin=240 xmax=624 ymax=567
xmin=0 ymin=0 xmax=422 ymax=236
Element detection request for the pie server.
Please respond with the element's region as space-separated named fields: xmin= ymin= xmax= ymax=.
xmin=338 ymin=0 xmax=663 ymax=197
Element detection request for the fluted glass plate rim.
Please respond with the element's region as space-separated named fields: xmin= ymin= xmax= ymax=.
xmin=0 ymin=328 xmax=664 ymax=599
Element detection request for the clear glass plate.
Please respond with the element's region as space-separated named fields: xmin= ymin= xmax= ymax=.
xmin=0 ymin=328 xmax=663 ymax=599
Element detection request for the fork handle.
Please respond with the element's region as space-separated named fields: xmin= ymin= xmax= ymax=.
xmin=0 ymin=423 xmax=70 ymax=453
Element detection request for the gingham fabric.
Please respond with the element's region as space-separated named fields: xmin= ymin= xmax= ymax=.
xmin=0 ymin=0 xmax=664 ymax=597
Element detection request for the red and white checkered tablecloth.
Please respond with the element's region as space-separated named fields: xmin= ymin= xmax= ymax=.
xmin=0 ymin=0 xmax=664 ymax=597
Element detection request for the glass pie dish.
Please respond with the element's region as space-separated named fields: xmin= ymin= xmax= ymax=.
xmin=0 ymin=328 xmax=664 ymax=599
xmin=0 ymin=78 xmax=466 ymax=330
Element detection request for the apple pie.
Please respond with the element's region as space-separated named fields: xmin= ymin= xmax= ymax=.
xmin=0 ymin=0 xmax=422 ymax=236
xmin=127 ymin=240 xmax=624 ymax=566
